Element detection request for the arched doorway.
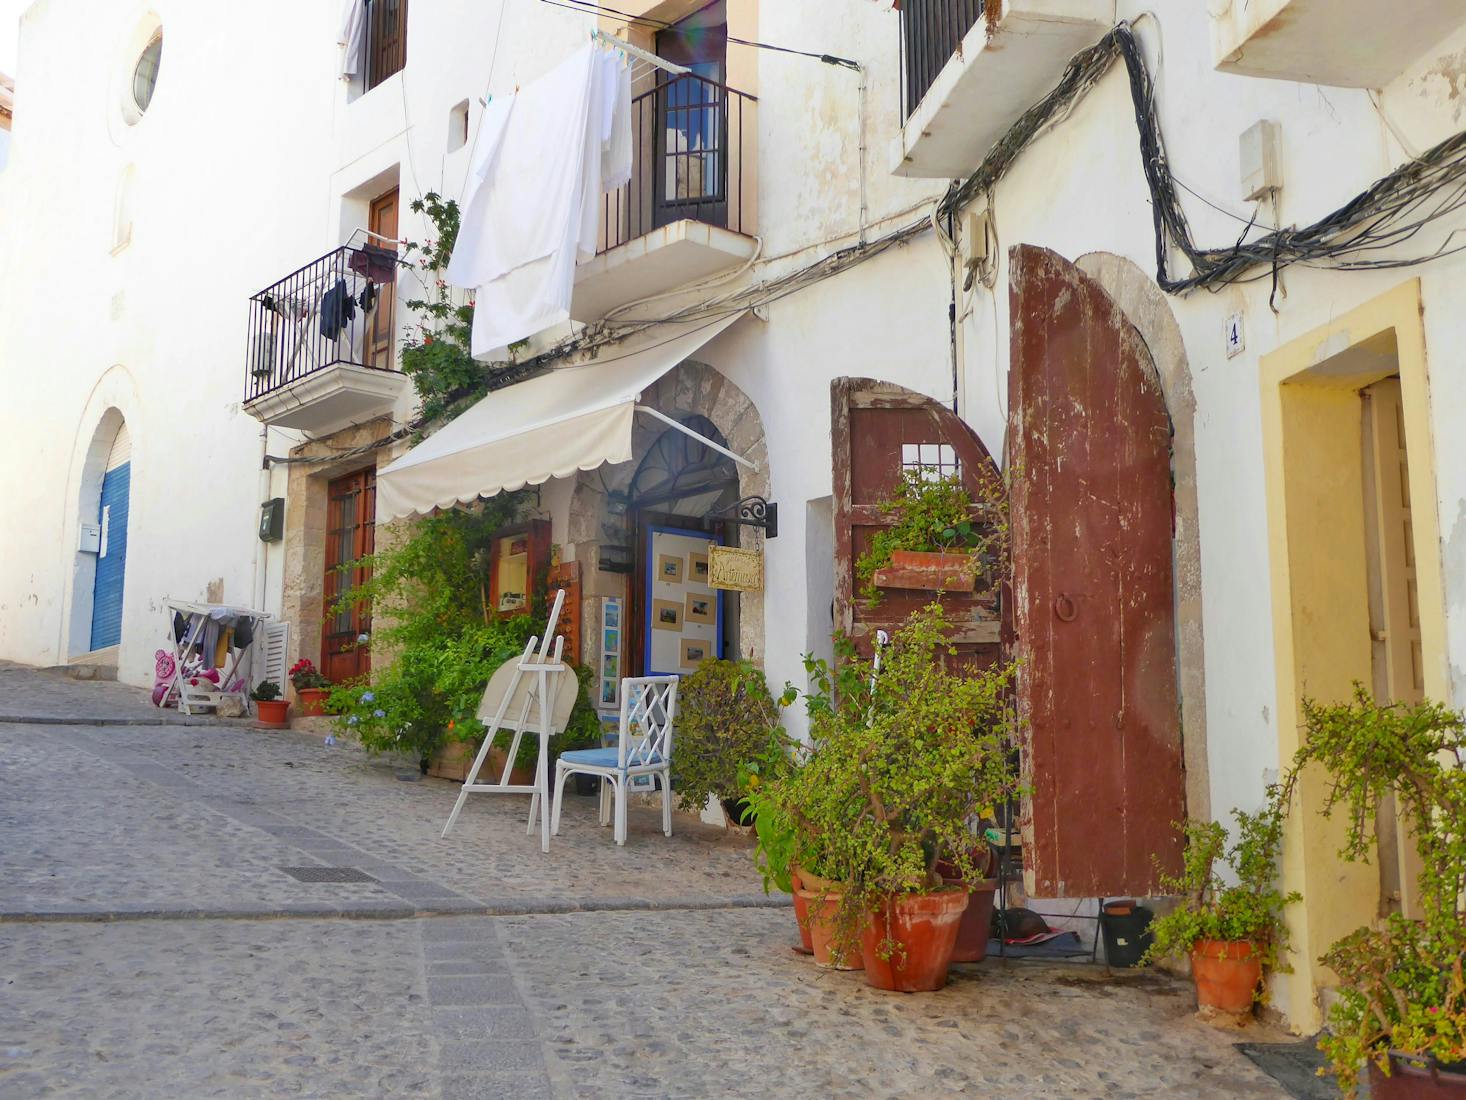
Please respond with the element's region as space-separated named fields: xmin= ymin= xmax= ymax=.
xmin=624 ymin=416 xmax=742 ymax=677
xmin=1007 ymin=243 xmax=1185 ymax=898
xmin=74 ymin=414 xmax=132 ymax=654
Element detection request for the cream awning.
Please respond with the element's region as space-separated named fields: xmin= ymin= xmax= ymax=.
xmin=378 ymin=312 xmax=746 ymax=522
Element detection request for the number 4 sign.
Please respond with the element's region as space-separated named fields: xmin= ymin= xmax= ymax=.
xmin=1225 ymin=312 xmax=1245 ymax=359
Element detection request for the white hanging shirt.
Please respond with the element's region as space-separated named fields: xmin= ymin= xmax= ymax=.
xmin=445 ymin=45 xmax=633 ymax=360
xmin=338 ymin=0 xmax=366 ymax=80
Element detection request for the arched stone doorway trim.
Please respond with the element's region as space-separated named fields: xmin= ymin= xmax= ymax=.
xmin=569 ymin=359 xmax=769 ymax=665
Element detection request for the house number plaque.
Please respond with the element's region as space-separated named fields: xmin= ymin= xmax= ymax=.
xmin=707 ymin=546 xmax=763 ymax=592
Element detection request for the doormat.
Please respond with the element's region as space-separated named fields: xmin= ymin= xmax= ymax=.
xmin=279 ymin=866 xmax=377 ymax=883
xmin=1236 ymin=1038 xmax=1339 ymax=1100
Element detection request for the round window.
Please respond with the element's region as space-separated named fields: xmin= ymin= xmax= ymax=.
xmin=131 ymin=34 xmax=162 ymax=116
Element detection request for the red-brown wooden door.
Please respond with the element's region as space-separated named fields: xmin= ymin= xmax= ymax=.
xmin=367 ymin=188 xmax=398 ymax=370
xmin=322 ymin=468 xmax=376 ymax=683
xmin=1008 ymin=244 xmax=1184 ymax=898
xmin=832 ymin=378 xmax=1004 ymax=664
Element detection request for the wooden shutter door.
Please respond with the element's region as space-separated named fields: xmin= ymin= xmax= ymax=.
xmin=322 ymin=468 xmax=377 ymax=683
xmin=367 ymin=188 xmax=399 ymax=370
xmin=1008 ymin=244 xmax=1184 ymax=898
xmin=832 ymin=378 xmax=1003 ymax=665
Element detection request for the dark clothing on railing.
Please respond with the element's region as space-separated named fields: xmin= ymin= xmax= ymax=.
xmin=320 ymin=279 xmax=357 ymax=340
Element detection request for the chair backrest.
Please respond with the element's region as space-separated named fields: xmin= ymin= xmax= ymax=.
xmin=618 ymin=676 xmax=678 ymax=768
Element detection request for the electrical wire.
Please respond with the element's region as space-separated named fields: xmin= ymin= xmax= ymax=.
xmin=534 ymin=0 xmax=861 ymax=68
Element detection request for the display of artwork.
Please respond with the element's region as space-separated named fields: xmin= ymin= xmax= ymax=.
xmin=645 ymin=526 xmax=722 ymax=676
xmin=599 ymin=596 xmax=623 ymax=709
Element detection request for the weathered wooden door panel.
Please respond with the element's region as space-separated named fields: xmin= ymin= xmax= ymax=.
xmin=322 ymin=467 xmax=376 ymax=684
xmin=1009 ymin=245 xmax=1183 ymax=898
xmin=832 ymin=379 xmax=1002 ymax=663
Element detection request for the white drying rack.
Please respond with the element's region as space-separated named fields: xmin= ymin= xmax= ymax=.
xmin=162 ymin=599 xmax=273 ymax=716
xmin=441 ymin=589 xmax=572 ymax=853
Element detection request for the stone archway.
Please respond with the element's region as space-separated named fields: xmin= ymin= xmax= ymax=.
xmin=568 ymin=359 xmax=770 ymax=667
xmin=1076 ymin=250 xmax=1209 ymax=823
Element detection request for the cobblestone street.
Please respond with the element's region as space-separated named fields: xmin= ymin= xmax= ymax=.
xmin=0 ymin=666 xmax=1298 ymax=1098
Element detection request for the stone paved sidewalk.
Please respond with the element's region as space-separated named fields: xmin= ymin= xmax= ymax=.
xmin=0 ymin=664 xmax=1305 ymax=1098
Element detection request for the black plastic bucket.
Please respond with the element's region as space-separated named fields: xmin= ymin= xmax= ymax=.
xmin=1100 ymin=906 xmax=1154 ymax=968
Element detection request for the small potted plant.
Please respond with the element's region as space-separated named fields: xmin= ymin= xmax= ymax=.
xmin=289 ymin=658 xmax=332 ymax=717
xmin=775 ymin=604 xmax=1018 ymax=990
xmin=250 ymin=680 xmax=290 ymax=728
xmin=1143 ymin=784 xmax=1299 ymax=1016
xmin=1287 ymin=688 xmax=1466 ymax=1099
xmin=670 ymin=659 xmax=781 ymax=826
xmin=854 ymin=469 xmax=1005 ymax=602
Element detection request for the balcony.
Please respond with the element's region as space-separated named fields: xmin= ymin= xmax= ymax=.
xmin=243 ymin=245 xmax=410 ymax=436
xmin=571 ymin=71 xmax=758 ymax=323
xmin=1210 ymin=0 xmax=1466 ymax=88
xmin=892 ymin=0 xmax=1113 ymax=179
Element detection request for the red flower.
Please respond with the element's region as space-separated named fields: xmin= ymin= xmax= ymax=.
xmin=424 ymin=335 xmax=434 ymax=346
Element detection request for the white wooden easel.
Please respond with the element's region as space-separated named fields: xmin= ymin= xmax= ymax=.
xmin=441 ymin=589 xmax=571 ymax=853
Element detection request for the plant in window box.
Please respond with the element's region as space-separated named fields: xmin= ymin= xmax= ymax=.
xmin=250 ymin=680 xmax=290 ymax=728
xmin=854 ymin=469 xmax=1007 ymax=604
xmin=1142 ymin=784 xmax=1299 ymax=1016
xmin=1282 ymin=688 xmax=1466 ymax=1099
xmin=288 ymin=658 xmax=332 ymax=717
xmin=670 ymin=659 xmax=782 ymax=825
xmin=771 ymin=605 xmax=1019 ymax=988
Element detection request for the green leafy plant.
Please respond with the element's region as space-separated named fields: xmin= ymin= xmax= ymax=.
xmin=1283 ymin=687 xmax=1466 ymax=1096
xmin=288 ymin=658 xmax=329 ymax=691
xmin=1142 ymin=783 xmax=1299 ymax=988
xmin=670 ymin=659 xmax=781 ymax=813
xmin=324 ymin=499 xmax=597 ymax=772
xmin=766 ymin=603 xmax=1019 ymax=957
xmin=250 ymin=680 xmax=282 ymax=702
xmin=853 ymin=469 xmax=1008 ymax=604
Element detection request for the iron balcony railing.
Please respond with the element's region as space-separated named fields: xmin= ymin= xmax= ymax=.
xmin=599 ymin=71 xmax=756 ymax=254
xmin=900 ymin=0 xmax=985 ymax=120
xmin=245 ymin=244 xmax=400 ymax=403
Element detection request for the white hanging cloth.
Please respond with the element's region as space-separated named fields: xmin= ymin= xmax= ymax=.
xmin=445 ymin=44 xmax=633 ymax=361
xmin=338 ymin=0 xmax=367 ymax=80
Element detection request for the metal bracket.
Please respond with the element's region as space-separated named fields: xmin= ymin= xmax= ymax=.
xmin=712 ymin=496 xmax=777 ymax=539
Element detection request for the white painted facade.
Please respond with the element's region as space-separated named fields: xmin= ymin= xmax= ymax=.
xmin=2 ymin=0 xmax=1464 ymax=1031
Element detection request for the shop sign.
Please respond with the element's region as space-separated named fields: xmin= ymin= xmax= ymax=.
xmin=708 ymin=546 xmax=763 ymax=592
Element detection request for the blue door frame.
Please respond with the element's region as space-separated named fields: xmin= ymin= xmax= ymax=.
xmin=89 ymin=461 xmax=131 ymax=650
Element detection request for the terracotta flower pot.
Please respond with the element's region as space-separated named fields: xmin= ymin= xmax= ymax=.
xmin=254 ymin=699 xmax=290 ymax=728
xmin=789 ymin=870 xmax=814 ymax=955
xmin=941 ymin=877 xmax=997 ymax=963
xmin=860 ymin=889 xmax=970 ymax=992
xmin=1190 ymin=939 xmax=1262 ymax=1014
xmin=295 ymin=687 xmax=330 ymax=717
xmin=872 ymin=549 xmax=978 ymax=593
xmin=795 ymin=880 xmax=862 ymax=971
xmin=1368 ymin=1054 xmax=1466 ymax=1099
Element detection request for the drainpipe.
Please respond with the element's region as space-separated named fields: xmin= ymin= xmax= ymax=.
xmin=252 ymin=425 xmax=269 ymax=613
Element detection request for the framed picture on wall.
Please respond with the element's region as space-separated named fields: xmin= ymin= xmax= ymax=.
xmin=600 ymin=596 xmax=623 ymax=709
xmin=657 ymin=554 xmax=684 ymax=583
xmin=680 ymin=638 xmax=709 ymax=669
xmin=685 ymin=593 xmax=714 ymax=625
xmin=651 ymin=599 xmax=683 ymax=630
xmin=689 ymin=552 xmax=709 ymax=581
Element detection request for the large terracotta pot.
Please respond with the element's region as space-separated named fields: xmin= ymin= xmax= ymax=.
xmin=485 ymin=746 xmax=535 ymax=787
xmin=1368 ymin=1054 xmax=1466 ymax=1099
xmin=1190 ymin=939 xmax=1262 ymax=1014
xmin=295 ymin=687 xmax=330 ymax=717
xmin=254 ymin=699 xmax=290 ymax=728
xmin=789 ymin=870 xmax=814 ymax=955
xmin=795 ymin=879 xmax=862 ymax=971
xmin=937 ymin=849 xmax=998 ymax=964
xmin=860 ymin=890 xmax=970 ymax=992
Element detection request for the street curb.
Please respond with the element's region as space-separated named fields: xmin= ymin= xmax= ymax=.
xmin=0 ymin=715 xmax=259 ymax=728
xmin=0 ymin=894 xmax=794 ymax=925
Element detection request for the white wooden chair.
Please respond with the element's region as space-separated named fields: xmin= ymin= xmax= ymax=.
xmin=551 ymin=676 xmax=678 ymax=846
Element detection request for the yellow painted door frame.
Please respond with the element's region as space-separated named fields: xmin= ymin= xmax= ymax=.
xmin=1258 ymin=278 xmax=1448 ymax=1032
